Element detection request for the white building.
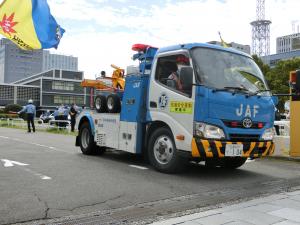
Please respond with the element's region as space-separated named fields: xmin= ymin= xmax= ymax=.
xmin=43 ymin=51 xmax=78 ymax=71
xmin=276 ymin=33 xmax=300 ymax=54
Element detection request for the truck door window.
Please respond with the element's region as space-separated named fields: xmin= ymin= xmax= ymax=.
xmin=155 ymin=54 xmax=192 ymax=96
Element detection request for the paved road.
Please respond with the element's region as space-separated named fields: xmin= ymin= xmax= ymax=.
xmin=0 ymin=127 xmax=300 ymax=225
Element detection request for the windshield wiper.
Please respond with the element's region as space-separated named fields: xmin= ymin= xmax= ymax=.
xmin=212 ymin=86 xmax=250 ymax=94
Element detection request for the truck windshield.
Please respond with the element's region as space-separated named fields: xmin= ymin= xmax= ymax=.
xmin=191 ymin=47 xmax=269 ymax=95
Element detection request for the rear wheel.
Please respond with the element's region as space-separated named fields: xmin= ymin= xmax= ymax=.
xmin=107 ymin=94 xmax=121 ymax=113
xmin=94 ymin=95 xmax=107 ymax=113
xmin=221 ymin=157 xmax=247 ymax=169
xmin=148 ymin=127 xmax=187 ymax=173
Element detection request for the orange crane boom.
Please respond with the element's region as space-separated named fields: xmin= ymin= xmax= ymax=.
xmin=81 ymin=65 xmax=125 ymax=91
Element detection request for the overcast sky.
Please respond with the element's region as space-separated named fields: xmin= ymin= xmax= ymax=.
xmin=45 ymin=0 xmax=300 ymax=78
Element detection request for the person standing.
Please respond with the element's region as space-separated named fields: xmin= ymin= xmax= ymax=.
xmin=69 ymin=103 xmax=78 ymax=132
xmin=18 ymin=99 xmax=36 ymax=133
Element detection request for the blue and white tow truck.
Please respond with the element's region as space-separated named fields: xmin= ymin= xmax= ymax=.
xmin=76 ymin=43 xmax=276 ymax=173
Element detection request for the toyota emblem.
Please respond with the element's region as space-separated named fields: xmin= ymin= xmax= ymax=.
xmin=242 ymin=118 xmax=252 ymax=128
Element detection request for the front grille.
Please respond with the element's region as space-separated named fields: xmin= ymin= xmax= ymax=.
xmin=229 ymin=134 xmax=260 ymax=142
xmin=223 ymin=120 xmax=265 ymax=129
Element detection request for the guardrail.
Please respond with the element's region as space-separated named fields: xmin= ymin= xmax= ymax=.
xmin=49 ymin=120 xmax=71 ymax=131
xmin=1 ymin=118 xmax=71 ymax=132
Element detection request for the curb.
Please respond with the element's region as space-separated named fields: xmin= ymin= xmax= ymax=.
xmin=266 ymin=155 xmax=300 ymax=162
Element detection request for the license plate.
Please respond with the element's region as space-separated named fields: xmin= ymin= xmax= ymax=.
xmin=225 ymin=144 xmax=243 ymax=156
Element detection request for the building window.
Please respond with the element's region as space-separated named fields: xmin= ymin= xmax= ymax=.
xmin=53 ymin=95 xmax=83 ymax=105
xmin=52 ymin=81 xmax=74 ymax=91
xmin=0 ymin=85 xmax=14 ymax=100
xmin=17 ymin=86 xmax=39 ymax=101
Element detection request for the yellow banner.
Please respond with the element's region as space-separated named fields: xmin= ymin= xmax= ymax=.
xmin=170 ymin=101 xmax=193 ymax=114
xmin=0 ymin=0 xmax=41 ymax=50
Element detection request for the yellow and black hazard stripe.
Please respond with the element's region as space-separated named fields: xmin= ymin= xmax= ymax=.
xmin=191 ymin=138 xmax=274 ymax=158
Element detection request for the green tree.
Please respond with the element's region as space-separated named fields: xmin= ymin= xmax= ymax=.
xmin=252 ymin=54 xmax=270 ymax=76
xmin=4 ymin=104 xmax=22 ymax=113
xmin=265 ymin=58 xmax=300 ymax=111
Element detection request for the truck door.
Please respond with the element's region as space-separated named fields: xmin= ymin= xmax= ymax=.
xmin=148 ymin=52 xmax=195 ymax=151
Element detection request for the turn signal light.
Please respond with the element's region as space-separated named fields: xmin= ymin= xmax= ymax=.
xmin=231 ymin=121 xmax=238 ymax=127
xmin=176 ymin=135 xmax=185 ymax=141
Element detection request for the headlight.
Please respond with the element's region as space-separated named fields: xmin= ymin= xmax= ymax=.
xmin=261 ymin=128 xmax=275 ymax=140
xmin=194 ymin=122 xmax=225 ymax=140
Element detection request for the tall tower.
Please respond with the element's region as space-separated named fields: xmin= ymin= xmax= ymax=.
xmin=250 ymin=0 xmax=271 ymax=56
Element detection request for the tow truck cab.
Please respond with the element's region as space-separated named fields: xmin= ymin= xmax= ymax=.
xmin=76 ymin=43 xmax=276 ymax=173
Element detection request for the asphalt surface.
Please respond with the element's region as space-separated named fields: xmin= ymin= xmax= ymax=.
xmin=0 ymin=127 xmax=300 ymax=225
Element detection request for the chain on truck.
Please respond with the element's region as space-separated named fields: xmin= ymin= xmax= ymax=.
xmin=75 ymin=43 xmax=278 ymax=173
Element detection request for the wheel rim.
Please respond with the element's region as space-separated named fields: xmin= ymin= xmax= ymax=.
xmin=107 ymin=97 xmax=114 ymax=110
xmin=95 ymin=98 xmax=101 ymax=110
xmin=81 ymin=128 xmax=90 ymax=149
xmin=153 ymin=135 xmax=174 ymax=165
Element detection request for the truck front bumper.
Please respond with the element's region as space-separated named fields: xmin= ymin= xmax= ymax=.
xmin=191 ymin=138 xmax=274 ymax=158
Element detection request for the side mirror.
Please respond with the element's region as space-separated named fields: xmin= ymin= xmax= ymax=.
xmin=272 ymin=96 xmax=279 ymax=106
xmin=179 ymin=66 xmax=193 ymax=94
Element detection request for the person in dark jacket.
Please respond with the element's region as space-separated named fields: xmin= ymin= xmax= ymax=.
xmin=18 ymin=99 xmax=36 ymax=133
xmin=69 ymin=103 xmax=78 ymax=132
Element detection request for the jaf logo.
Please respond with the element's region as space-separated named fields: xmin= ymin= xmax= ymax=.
xmin=133 ymin=81 xmax=140 ymax=88
xmin=0 ymin=13 xmax=18 ymax=35
xmin=158 ymin=93 xmax=168 ymax=109
xmin=236 ymin=104 xmax=259 ymax=118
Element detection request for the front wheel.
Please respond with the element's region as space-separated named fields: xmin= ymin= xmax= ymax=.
xmin=148 ymin=127 xmax=187 ymax=173
xmin=79 ymin=122 xmax=105 ymax=155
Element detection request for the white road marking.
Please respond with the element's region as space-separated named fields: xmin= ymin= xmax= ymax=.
xmin=1 ymin=159 xmax=52 ymax=180
xmin=32 ymin=143 xmax=50 ymax=148
xmin=129 ymin=165 xmax=148 ymax=170
xmin=1 ymin=159 xmax=29 ymax=167
xmin=0 ymin=135 xmax=9 ymax=139
xmin=0 ymin=136 xmax=70 ymax=154
xmin=23 ymin=167 xmax=52 ymax=180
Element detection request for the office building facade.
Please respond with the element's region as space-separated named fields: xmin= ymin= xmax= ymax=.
xmin=13 ymin=69 xmax=91 ymax=108
xmin=261 ymin=50 xmax=300 ymax=67
xmin=0 ymin=83 xmax=40 ymax=107
xmin=0 ymin=38 xmax=78 ymax=84
xmin=0 ymin=38 xmax=43 ymax=83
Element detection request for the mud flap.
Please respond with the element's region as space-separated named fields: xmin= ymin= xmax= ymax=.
xmin=75 ymin=136 xmax=80 ymax=146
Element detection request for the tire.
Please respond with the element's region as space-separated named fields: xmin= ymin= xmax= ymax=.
xmin=148 ymin=127 xmax=187 ymax=173
xmin=79 ymin=122 xmax=105 ymax=155
xmin=107 ymin=94 xmax=121 ymax=113
xmin=94 ymin=95 xmax=107 ymax=113
xmin=221 ymin=157 xmax=247 ymax=169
